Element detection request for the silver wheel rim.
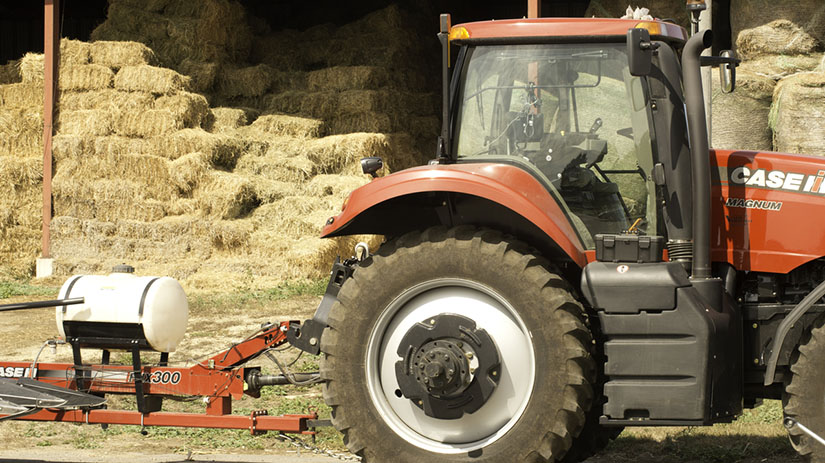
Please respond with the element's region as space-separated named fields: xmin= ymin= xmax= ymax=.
xmin=365 ymin=278 xmax=536 ymax=454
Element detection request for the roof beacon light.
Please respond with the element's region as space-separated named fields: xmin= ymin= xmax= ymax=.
xmin=686 ymin=0 xmax=707 ymax=11
xmin=634 ymin=21 xmax=663 ymax=36
xmin=449 ymin=26 xmax=470 ymax=41
xmin=686 ymin=0 xmax=707 ymax=35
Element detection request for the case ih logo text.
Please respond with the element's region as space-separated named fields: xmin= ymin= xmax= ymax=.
xmin=0 ymin=366 xmax=37 ymax=378
xmin=730 ymin=166 xmax=825 ymax=194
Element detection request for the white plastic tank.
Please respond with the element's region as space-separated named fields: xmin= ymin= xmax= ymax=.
xmin=55 ymin=265 xmax=188 ymax=352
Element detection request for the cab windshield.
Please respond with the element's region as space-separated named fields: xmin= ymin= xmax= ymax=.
xmin=454 ymin=43 xmax=656 ymax=248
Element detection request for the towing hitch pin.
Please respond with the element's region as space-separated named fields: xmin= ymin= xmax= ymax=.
xmin=785 ymin=417 xmax=825 ymax=447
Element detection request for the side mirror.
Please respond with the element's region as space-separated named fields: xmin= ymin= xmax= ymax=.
xmin=627 ymin=28 xmax=658 ymax=76
xmin=361 ymin=156 xmax=383 ymax=178
xmin=719 ymin=50 xmax=736 ymax=93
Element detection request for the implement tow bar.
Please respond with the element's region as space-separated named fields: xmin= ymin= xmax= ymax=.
xmin=785 ymin=417 xmax=825 ymax=447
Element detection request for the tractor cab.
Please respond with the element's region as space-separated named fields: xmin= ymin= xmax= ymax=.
xmin=452 ymin=40 xmax=654 ymax=246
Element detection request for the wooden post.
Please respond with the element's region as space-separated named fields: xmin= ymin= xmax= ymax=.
xmin=528 ymin=0 xmax=541 ymax=18
xmin=42 ymin=0 xmax=59 ymax=261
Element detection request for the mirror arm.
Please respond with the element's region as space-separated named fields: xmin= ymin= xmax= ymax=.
xmin=699 ymin=55 xmax=741 ymax=67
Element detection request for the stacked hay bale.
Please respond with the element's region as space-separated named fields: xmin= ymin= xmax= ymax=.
xmin=0 ymin=1 xmax=437 ymax=291
xmin=724 ymin=2 xmax=825 ymax=154
xmin=0 ymin=55 xmax=44 ymax=278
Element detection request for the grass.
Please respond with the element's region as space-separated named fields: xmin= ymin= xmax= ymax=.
xmin=0 ymin=279 xmax=60 ymax=299
xmin=188 ymin=278 xmax=326 ymax=310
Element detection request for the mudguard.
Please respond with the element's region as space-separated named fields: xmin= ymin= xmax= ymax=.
xmin=321 ymin=162 xmax=589 ymax=268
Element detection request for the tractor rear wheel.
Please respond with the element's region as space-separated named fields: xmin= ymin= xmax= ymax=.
xmin=320 ymin=227 xmax=595 ymax=462
xmin=784 ymin=316 xmax=825 ymax=462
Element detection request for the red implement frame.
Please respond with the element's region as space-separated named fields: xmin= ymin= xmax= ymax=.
xmin=0 ymin=321 xmax=317 ymax=435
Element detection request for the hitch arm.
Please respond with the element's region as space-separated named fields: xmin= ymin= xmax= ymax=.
xmin=287 ymin=259 xmax=355 ymax=355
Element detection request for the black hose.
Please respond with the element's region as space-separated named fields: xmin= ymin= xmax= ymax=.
xmin=681 ymin=30 xmax=713 ymax=279
xmin=0 ymin=297 xmax=84 ymax=312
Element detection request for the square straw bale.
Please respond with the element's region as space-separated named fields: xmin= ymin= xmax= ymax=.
xmin=0 ymin=83 xmax=42 ymax=109
xmin=155 ymin=92 xmax=209 ymax=128
xmin=92 ymin=135 xmax=150 ymax=158
xmin=264 ymin=91 xmax=339 ymax=119
xmin=19 ymin=53 xmax=44 ymax=83
xmin=0 ymin=156 xmax=42 ymax=188
xmin=116 ymin=108 xmax=183 ymax=137
xmin=209 ymin=107 xmax=248 ymax=132
xmin=53 ymin=175 xmax=146 ymax=203
xmin=55 ymin=155 xmax=175 ymax=201
xmin=90 ymin=40 xmax=157 ymax=69
xmin=303 ymin=174 xmax=369 ymax=202
xmin=151 ymin=128 xmax=244 ymax=167
xmin=169 ymin=151 xmax=210 ymax=193
xmin=60 ymin=39 xmax=91 ymax=66
xmin=58 ymin=89 xmax=154 ymax=112
xmin=235 ymin=148 xmax=316 ymax=183
xmin=196 ymin=171 xmax=259 ymax=219
xmin=177 ymin=58 xmax=218 ymax=93
xmin=270 ymin=70 xmax=307 ymax=93
xmin=208 ymin=218 xmax=253 ymax=250
xmin=57 ymin=109 xmax=115 ymax=137
xmin=0 ymin=225 xmax=40 ymax=278
xmin=249 ymin=177 xmax=298 ymax=204
xmin=0 ymin=133 xmax=42 ymax=159
xmin=0 ymin=60 xmax=21 ymax=84
xmin=217 ymin=64 xmax=274 ymax=98
xmin=115 ymin=65 xmax=191 ymax=95
xmin=52 ymin=134 xmax=87 ymax=160
xmin=0 ymin=107 xmax=42 ymax=137
xmin=299 ymin=132 xmax=391 ymax=173
xmin=243 ymin=114 xmax=325 ymax=138
xmin=328 ymin=112 xmax=393 ymax=134
xmin=59 ymin=64 xmax=115 ymax=91
xmin=307 ymin=66 xmax=388 ymax=91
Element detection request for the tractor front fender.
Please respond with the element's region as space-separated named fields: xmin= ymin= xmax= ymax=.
xmin=321 ymin=163 xmax=588 ymax=268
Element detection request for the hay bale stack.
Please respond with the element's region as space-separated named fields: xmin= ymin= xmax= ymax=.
xmin=712 ymin=70 xmax=776 ymax=151
xmin=736 ymin=19 xmax=821 ymax=60
xmin=90 ymin=0 xmax=252 ymax=69
xmin=2 ymin=4 xmax=431 ymax=287
xmin=0 ymin=70 xmax=44 ymax=277
xmin=731 ymin=0 xmax=825 ymax=55
xmin=770 ymin=72 xmax=825 ymax=155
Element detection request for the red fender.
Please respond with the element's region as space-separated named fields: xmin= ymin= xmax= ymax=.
xmin=321 ymin=163 xmax=588 ymax=268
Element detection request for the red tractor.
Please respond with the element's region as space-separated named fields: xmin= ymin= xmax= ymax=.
xmin=287 ymin=5 xmax=825 ymax=463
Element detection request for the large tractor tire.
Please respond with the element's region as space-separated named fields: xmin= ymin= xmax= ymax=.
xmin=320 ymin=227 xmax=596 ymax=462
xmin=785 ymin=317 xmax=825 ymax=462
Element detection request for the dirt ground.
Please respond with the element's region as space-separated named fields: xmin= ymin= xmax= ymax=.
xmin=0 ymin=291 xmax=804 ymax=463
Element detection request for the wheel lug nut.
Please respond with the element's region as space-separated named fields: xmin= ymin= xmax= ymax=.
xmin=466 ymin=352 xmax=474 ymax=360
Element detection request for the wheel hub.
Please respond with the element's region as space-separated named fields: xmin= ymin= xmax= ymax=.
xmin=415 ymin=341 xmax=470 ymax=396
xmin=395 ymin=313 xmax=500 ymax=419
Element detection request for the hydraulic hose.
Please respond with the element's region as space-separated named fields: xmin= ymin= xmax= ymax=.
xmin=681 ymin=30 xmax=714 ymax=280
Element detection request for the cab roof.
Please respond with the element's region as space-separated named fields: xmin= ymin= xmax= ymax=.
xmin=449 ymin=17 xmax=688 ymax=44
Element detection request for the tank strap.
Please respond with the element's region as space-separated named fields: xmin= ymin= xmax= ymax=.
xmin=138 ymin=277 xmax=161 ymax=317
xmin=61 ymin=276 xmax=84 ymax=314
